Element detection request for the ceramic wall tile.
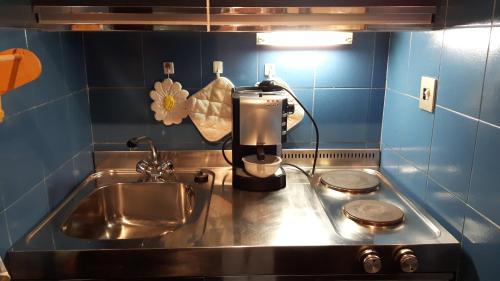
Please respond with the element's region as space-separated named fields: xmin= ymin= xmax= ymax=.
xmin=386 ymin=32 xmax=411 ymax=93
xmin=203 ymin=33 xmax=258 ymax=87
xmin=315 ymin=33 xmax=379 ymax=88
xmin=143 ymin=32 xmax=202 ymax=90
xmin=468 ymin=123 xmax=500 ymax=225
xmin=85 ymin=32 xmax=144 ymax=87
xmin=438 ymin=27 xmax=490 ymax=117
xmin=428 ymin=108 xmax=477 ymax=201
xmin=314 ymin=89 xmax=370 ymax=145
xmin=5 ymin=181 xmax=49 ymax=246
xmin=479 ymin=27 xmax=500 ymax=126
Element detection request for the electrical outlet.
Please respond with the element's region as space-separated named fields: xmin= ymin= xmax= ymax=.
xmin=419 ymin=76 xmax=437 ymax=112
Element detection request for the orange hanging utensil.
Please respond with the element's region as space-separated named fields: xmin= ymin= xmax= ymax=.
xmin=0 ymin=48 xmax=42 ymax=122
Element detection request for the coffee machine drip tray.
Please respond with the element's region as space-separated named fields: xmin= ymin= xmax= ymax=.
xmin=233 ymin=167 xmax=286 ymax=191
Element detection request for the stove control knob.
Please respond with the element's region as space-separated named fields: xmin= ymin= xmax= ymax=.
xmin=360 ymin=249 xmax=382 ymax=274
xmin=396 ymin=249 xmax=419 ymax=273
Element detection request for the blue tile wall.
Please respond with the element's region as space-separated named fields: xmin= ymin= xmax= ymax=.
xmin=203 ymin=33 xmax=258 ymax=87
xmin=461 ymin=208 xmax=500 ymax=280
xmin=85 ymin=32 xmax=144 ymax=87
xmin=426 ymin=178 xmax=467 ymax=239
xmin=381 ymin=2 xmax=500 ymax=278
xmin=282 ymin=89 xmax=313 ymax=148
xmin=469 ymin=123 xmax=500 ymax=226
xmin=0 ymin=29 xmax=93 ymax=258
xmin=386 ymin=32 xmax=411 ymax=94
xmin=480 ymin=27 xmax=500 ymax=126
xmin=438 ymin=28 xmax=490 ymax=117
xmin=144 ymin=32 xmax=202 ymax=90
xmin=314 ymin=88 xmax=372 ymax=147
xmin=315 ymin=33 xmax=376 ymax=88
xmin=428 ymin=108 xmax=477 ymax=201
xmin=366 ymin=89 xmax=385 ymax=142
xmin=84 ymin=32 xmax=389 ymax=150
xmin=372 ymin=33 xmax=390 ymax=88
xmin=407 ymin=31 xmax=443 ymax=98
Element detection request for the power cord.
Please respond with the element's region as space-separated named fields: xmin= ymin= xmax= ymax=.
xmin=222 ymin=136 xmax=232 ymax=166
xmin=281 ymin=163 xmax=310 ymax=178
xmin=280 ymin=87 xmax=320 ymax=176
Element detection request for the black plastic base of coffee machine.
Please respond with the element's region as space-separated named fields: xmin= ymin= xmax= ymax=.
xmin=232 ymin=167 xmax=286 ymax=191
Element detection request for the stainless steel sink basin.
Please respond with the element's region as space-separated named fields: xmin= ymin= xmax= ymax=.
xmin=61 ymin=182 xmax=195 ymax=240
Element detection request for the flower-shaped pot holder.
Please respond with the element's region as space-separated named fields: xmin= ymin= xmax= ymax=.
xmin=150 ymin=78 xmax=189 ymax=126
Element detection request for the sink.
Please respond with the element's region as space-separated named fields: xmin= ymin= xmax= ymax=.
xmin=61 ymin=181 xmax=195 ymax=240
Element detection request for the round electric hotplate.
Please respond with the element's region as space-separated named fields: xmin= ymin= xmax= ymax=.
xmin=320 ymin=170 xmax=380 ymax=193
xmin=342 ymin=199 xmax=404 ymax=227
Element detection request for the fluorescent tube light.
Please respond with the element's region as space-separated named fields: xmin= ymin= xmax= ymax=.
xmin=256 ymin=31 xmax=353 ymax=47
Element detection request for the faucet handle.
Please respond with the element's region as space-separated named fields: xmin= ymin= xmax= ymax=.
xmin=136 ymin=160 xmax=150 ymax=174
xmin=159 ymin=160 xmax=175 ymax=174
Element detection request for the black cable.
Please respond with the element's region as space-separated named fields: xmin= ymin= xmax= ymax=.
xmin=282 ymin=163 xmax=310 ymax=178
xmin=281 ymin=87 xmax=320 ymax=176
xmin=222 ymin=136 xmax=232 ymax=166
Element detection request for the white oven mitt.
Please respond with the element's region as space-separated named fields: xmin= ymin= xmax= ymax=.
xmin=186 ymin=77 xmax=234 ymax=142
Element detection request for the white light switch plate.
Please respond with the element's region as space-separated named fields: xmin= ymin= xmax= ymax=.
xmin=419 ymin=76 xmax=437 ymax=112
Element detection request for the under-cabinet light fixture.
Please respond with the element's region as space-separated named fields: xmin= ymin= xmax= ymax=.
xmin=256 ymin=31 xmax=353 ymax=47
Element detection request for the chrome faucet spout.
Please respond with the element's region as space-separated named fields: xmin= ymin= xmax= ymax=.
xmin=127 ymin=136 xmax=159 ymax=163
xmin=126 ymin=136 xmax=174 ymax=182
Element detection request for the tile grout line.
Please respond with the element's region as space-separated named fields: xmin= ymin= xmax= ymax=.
xmin=491 ymin=0 xmax=497 ymax=26
xmin=366 ymin=34 xmax=377 ymax=144
xmin=390 ymin=145 xmax=500 ymax=231
xmin=465 ymin=26 xmax=494 ymax=205
xmin=370 ymin=33 xmax=377 ymax=89
xmin=139 ymin=32 xmax=146 ymax=88
xmin=460 ymin=27 xmax=500 ymax=234
xmin=479 ymin=118 xmax=500 ymax=129
xmin=424 ymin=28 xmax=446 ymax=203
xmin=435 ymin=105 xmax=478 ymax=122
xmin=1 ymin=210 xmax=13 ymax=250
xmin=388 ymin=86 xmax=500 ymax=130
xmin=58 ymin=31 xmax=70 ymax=95
xmin=2 ymin=89 xmax=86 ymax=122
xmin=426 ymin=172 xmax=500 ymax=230
xmin=2 ymin=147 xmax=88 ymax=212
xmin=81 ymin=33 xmax=96 ymax=149
xmin=378 ymin=32 xmax=393 ymax=151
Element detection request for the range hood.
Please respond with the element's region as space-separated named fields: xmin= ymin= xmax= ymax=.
xmin=33 ymin=0 xmax=437 ymax=31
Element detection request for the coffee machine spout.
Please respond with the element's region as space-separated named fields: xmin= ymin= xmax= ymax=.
xmin=256 ymin=145 xmax=266 ymax=161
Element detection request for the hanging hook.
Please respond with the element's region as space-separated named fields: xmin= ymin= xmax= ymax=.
xmin=163 ymin=61 xmax=174 ymax=79
xmin=213 ymin=61 xmax=223 ymax=79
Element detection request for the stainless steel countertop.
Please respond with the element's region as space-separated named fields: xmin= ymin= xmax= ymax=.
xmin=8 ymin=168 xmax=338 ymax=251
xmin=5 ymin=150 xmax=460 ymax=280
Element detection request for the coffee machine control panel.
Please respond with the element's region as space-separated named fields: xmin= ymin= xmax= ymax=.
xmin=236 ymin=91 xmax=290 ymax=146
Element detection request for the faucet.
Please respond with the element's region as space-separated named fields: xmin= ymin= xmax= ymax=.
xmin=126 ymin=136 xmax=174 ymax=181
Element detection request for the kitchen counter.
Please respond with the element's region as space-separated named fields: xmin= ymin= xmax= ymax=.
xmin=4 ymin=150 xmax=459 ymax=280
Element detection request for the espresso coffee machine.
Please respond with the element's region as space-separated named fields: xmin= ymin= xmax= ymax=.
xmin=231 ymin=84 xmax=294 ymax=191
